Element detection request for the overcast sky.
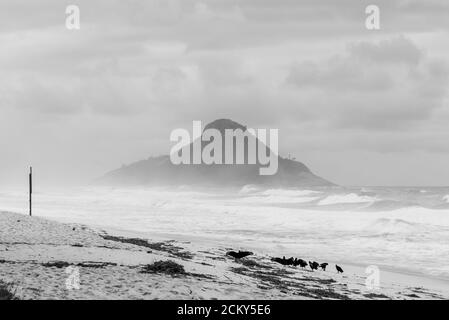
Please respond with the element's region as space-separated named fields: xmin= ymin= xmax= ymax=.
xmin=1 ymin=0 xmax=449 ymax=187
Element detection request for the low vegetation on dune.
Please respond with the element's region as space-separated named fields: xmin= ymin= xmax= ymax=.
xmin=101 ymin=234 xmax=194 ymax=260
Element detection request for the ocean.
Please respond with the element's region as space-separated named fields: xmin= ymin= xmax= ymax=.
xmin=1 ymin=185 xmax=449 ymax=281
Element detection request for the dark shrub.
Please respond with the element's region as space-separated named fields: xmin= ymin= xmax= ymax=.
xmin=141 ymin=260 xmax=186 ymax=276
xmin=0 ymin=281 xmax=18 ymax=300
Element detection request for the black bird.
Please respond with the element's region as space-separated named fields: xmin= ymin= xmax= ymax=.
xmin=298 ymin=259 xmax=308 ymax=268
xmin=272 ymin=258 xmax=279 ymax=264
xmin=336 ymin=264 xmax=344 ymax=273
xmin=293 ymin=258 xmax=299 ymax=266
xmin=309 ymin=261 xmax=318 ymax=271
xmin=271 ymin=256 xmax=294 ymax=266
xmin=271 ymin=257 xmax=283 ymax=264
xmin=226 ymin=250 xmax=253 ymax=259
xmin=320 ymin=263 xmax=328 ymax=271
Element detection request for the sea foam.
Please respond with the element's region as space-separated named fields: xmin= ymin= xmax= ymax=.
xmin=318 ymin=193 xmax=376 ymax=206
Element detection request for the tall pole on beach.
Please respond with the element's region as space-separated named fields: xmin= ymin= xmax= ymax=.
xmin=29 ymin=167 xmax=32 ymax=216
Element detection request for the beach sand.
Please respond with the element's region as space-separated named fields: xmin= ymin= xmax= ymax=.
xmin=0 ymin=211 xmax=447 ymax=300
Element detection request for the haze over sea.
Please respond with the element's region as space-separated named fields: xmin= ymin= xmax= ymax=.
xmin=1 ymin=185 xmax=449 ymax=281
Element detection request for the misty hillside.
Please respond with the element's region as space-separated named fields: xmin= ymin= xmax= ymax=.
xmin=95 ymin=119 xmax=334 ymax=187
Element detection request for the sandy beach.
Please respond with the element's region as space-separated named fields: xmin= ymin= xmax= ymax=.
xmin=1 ymin=211 xmax=447 ymax=300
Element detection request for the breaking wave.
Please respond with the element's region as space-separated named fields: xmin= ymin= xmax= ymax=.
xmin=365 ymin=218 xmax=425 ymax=235
xmin=318 ymin=193 xmax=376 ymax=206
xmin=239 ymin=185 xmax=261 ymax=194
xmin=364 ymin=199 xmax=417 ymax=211
xmin=238 ymin=188 xmax=321 ymax=204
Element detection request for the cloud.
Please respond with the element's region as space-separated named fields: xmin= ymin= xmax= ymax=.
xmin=1 ymin=1 xmax=449 ymax=186
xmin=286 ymin=59 xmax=394 ymax=92
xmin=348 ymin=36 xmax=422 ymax=65
xmin=286 ymin=36 xmax=449 ymax=130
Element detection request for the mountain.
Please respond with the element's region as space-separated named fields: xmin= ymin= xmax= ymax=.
xmin=95 ymin=119 xmax=334 ymax=187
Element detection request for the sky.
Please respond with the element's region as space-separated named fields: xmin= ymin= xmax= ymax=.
xmin=0 ymin=0 xmax=449 ymax=187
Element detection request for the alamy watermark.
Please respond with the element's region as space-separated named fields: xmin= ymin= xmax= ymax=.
xmin=65 ymin=266 xmax=80 ymax=290
xmin=365 ymin=265 xmax=381 ymax=291
xmin=365 ymin=5 xmax=380 ymax=30
xmin=64 ymin=5 xmax=379 ymax=31
xmin=170 ymin=121 xmax=279 ymax=175
xmin=65 ymin=5 xmax=80 ymax=30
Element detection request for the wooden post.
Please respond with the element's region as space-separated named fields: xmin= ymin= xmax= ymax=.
xmin=29 ymin=167 xmax=32 ymax=216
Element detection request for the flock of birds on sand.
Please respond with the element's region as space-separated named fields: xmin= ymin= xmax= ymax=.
xmin=226 ymin=250 xmax=344 ymax=274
